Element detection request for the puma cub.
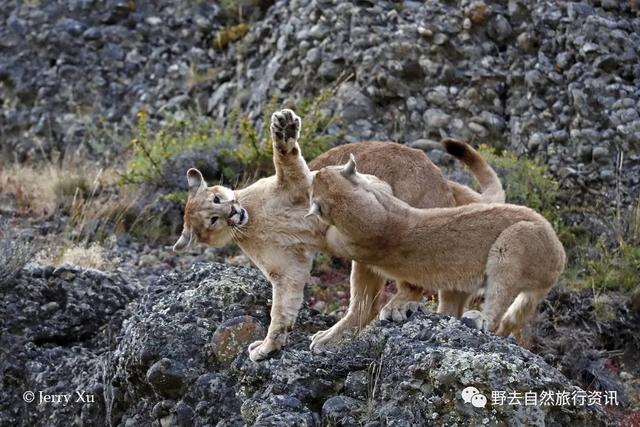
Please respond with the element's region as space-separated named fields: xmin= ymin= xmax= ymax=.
xmin=308 ymin=155 xmax=565 ymax=336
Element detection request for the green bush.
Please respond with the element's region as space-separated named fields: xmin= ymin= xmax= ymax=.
xmin=578 ymin=240 xmax=640 ymax=293
xmin=120 ymin=110 xmax=228 ymax=187
xmin=478 ymin=145 xmax=559 ymax=219
xmin=122 ymin=89 xmax=340 ymax=188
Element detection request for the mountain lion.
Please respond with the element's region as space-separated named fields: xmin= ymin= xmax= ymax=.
xmin=307 ymin=155 xmax=565 ymax=336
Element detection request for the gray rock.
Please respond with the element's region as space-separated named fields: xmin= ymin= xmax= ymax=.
xmin=146 ymin=358 xmax=188 ymax=398
xmin=337 ymin=83 xmax=376 ymax=122
xmin=423 ymin=108 xmax=451 ymax=129
xmin=487 ymin=14 xmax=512 ymax=43
xmin=322 ymin=395 xmax=362 ymax=425
xmin=592 ymin=146 xmax=610 ymax=164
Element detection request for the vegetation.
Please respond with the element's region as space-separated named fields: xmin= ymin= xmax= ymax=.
xmin=477 ymin=145 xmax=559 ymax=219
xmin=213 ymin=23 xmax=250 ymax=50
xmin=478 ymin=146 xmax=639 ymax=295
xmin=219 ymin=0 xmax=275 ymax=22
xmin=0 ymin=233 xmax=35 ymax=285
xmin=122 ymin=87 xmax=340 ymax=188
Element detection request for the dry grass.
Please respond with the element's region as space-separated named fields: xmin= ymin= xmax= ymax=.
xmin=0 ymin=156 xmax=115 ymax=217
xmin=36 ymin=242 xmax=113 ymax=271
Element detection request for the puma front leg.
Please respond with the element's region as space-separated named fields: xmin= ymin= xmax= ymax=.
xmin=310 ymin=261 xmax=384 ymax=352
xmin=270 ymin=109 xmax=311 ymax=190
xmin=248 ymin=276 xmax=306 ymax=361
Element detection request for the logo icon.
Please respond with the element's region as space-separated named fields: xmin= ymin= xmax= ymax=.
xmin=461 ymin=386 xmax=487 ymax=408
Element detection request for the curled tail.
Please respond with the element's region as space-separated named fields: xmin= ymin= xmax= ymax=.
xmin=442 ymin=138 xmax=505 ymax=204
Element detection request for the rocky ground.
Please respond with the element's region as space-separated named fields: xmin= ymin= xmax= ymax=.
xmin=1 ymin=0 xmax=640 ymax=426
xmin=0 ymin=262 xmax=629 ymax=426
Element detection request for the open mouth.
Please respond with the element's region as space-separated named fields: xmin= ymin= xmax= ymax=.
xmin=228 ymin=208 xmax=248 ymax=226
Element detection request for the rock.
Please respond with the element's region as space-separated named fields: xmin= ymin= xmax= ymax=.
xmin=578 ymin=144 xmax=593 ymax=162
xmin=107 ymin=263 xmax=609 ymax=426
xmin=210 ymin=316 xmax=265 ymax=365
xmin=344 ymin=371 xmax=369 ymax=400
xmin=423 ymin=108 xmax=451 ymax=129
xmin=592 ymin=146 xmax=609 ymax=164
xmin=322 ymin=395 xmax=362 ymax=425
xmin=146 ymin=358 xmax=188 ymax=398
xmin=337 ymin=83 xmax=376 ymax=122
xmin=0 ymin=261 xmax=622 ymax=425
xmin=464 ymin=1 xmax=487 ymax=25
xmin=318 ymin=61 xmax=341 ymax=81
xmin=487 ymin=14 xmax=512 ymax=43
xmin=528 ymin=133 xmax=546 ymax=151
xmin=409 ymin=139 xmax=440 ymax=151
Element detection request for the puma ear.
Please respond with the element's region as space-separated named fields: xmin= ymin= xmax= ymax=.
xmin=173 ymin=228 xmax=193 ymax=252
xmin=305 ymin=201 xmax=321 ymax=218
xmin=187 ymin=168 xmax=207 ymax=196
xmin=341 ymin=153 xmax=357 ymax=178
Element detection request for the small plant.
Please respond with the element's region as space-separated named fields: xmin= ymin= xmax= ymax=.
xmin=219 ymin=0 xmax=274 ymax=22
xmin=582 ymin=240 xmax=640 ymax=293
xmin=120 ymin=110 xmax=230 ymax=187
xmin=0 ymin=235 xmax=34 ymax=285
xmin=52 ymin=242 xmax=112 ymax=270
xmin=477 ymin=145 xmax=559 ymax=219
xmin=123 ymin=89 xmax=340 ymax=188
xmin=213 ymin=23 xmax=250 ymax=50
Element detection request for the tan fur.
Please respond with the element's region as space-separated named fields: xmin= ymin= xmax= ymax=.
xmin=309 ymin=158 xmax=566 ymax=336
xmin=174 ymin=109 xmax=505 ymax=361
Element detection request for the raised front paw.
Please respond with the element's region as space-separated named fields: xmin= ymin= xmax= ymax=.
xmin=271 ymin=109 xmax=301 ymax=154
xmin=379 ymin=301 xmax=426 ymax=322
xmin=248 ymin=339 xmax=279 ymax=362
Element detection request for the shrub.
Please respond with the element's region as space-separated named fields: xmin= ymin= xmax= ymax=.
xmin=213 ymin=23 xmax=250 ymax=50
xmin=122 ymin=89 xmax=340 ymax=188
xmin=0 ymin=236 xmax=34 ymax=284
xmin=120 ymin=110 xmax=229 ymax=187
xmin=578 ymin=240 xmax=640 ymax=293
xmin=219 ymin=0 xmax=275 ymax=22
xmin=477 ymin=145 xmax=559 ymax=219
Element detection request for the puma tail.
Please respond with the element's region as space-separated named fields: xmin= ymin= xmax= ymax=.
xmin=442 ymin=138 xmax=505 ymax=204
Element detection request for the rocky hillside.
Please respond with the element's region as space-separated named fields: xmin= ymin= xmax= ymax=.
xmin=2 ymin=0 xmax=639 ymax=208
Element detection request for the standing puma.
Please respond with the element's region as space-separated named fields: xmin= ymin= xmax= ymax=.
xmin=308 ymin=156 xmax=566 ymax=336
xmin=174 ymin=109 xmax=504 ymax=361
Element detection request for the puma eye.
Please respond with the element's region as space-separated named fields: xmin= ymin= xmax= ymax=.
xmin=213 ymin=196 xmax=221 ymax=204
xmin=210 ymin=216 xmax=219 ymax=225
